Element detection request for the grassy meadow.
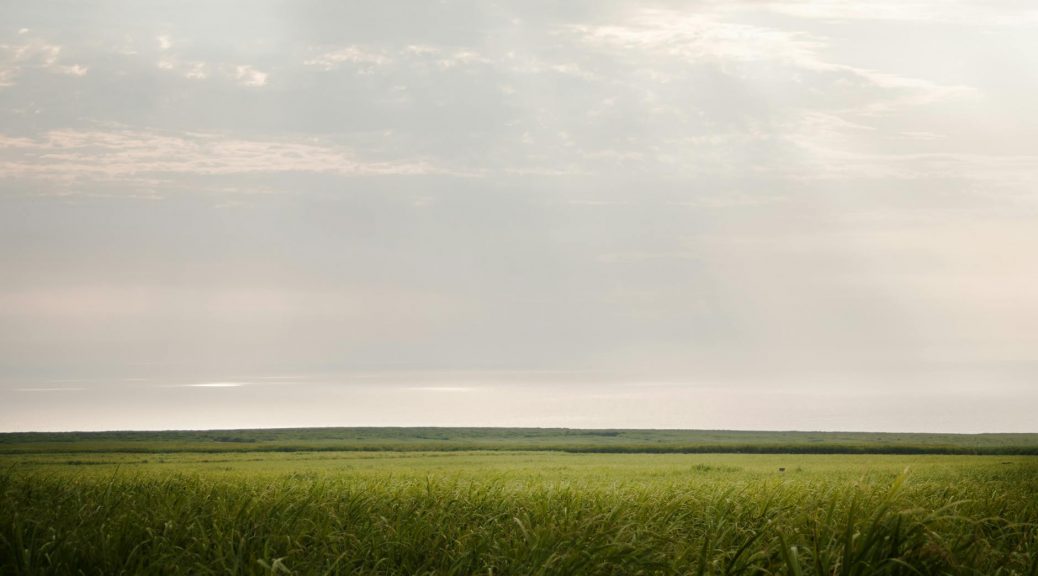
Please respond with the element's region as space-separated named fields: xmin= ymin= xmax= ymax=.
xmin=3 ymin=436 xmax=1038 ymax=575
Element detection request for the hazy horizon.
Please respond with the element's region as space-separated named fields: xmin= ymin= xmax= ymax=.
xmin=3 ymin=0 xmax=1037 ymax=433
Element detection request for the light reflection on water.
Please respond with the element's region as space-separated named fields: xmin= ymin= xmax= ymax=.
xmin=1 ymin=373 xmax=1035 ymax=433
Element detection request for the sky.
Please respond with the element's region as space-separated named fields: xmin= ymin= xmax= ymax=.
xmin=2 ymin=0 xmax=1037 ymax=433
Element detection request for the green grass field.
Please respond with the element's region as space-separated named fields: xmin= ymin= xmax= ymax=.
xmin=3 ymin=444 xmax=1037 ymax=575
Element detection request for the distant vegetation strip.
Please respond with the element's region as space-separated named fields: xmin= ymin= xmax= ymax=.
xmin=3 ymin=444 xmax=1038 ymax=455
xmin=2 ymin=427 xmax=1037 ymax=455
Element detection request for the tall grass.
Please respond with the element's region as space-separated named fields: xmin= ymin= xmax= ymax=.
xmin=2 ymin=457 xmax=1036 ymax=575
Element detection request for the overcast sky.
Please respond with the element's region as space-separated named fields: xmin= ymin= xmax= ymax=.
xmin=2 ymin=1 xmax=1037 ymax=432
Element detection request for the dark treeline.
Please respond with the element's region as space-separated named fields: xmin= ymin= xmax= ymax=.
xmin=5 ymin=444 xmax=1038 ymax=456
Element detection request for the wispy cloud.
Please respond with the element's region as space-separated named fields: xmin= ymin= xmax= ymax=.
xmin=183 ymin=62 xmax=208 ymax=80
xmin=753 ymin=0 xmax=1038 ymax=26
xmin=156 ymin=57 xmax=210 ymax=80
xmin=417 ymin=47 xmax=491 ymax=70
xmin=234 ymin=65 xmax=268 ymax=87
xmin=0 ymin=128 xmax=452 ymax=192
xmin=305 ymin=43 xmax=493 ymax=73
xmin=402 ymin=386 xmax=475 ymax=392
xmin=564 ymin=199 xmax=633 ymax=207
xmin=569 ymin=10 xmax=824 ymax=69
xmin=0 ymin=34 xmax=88 ymax=87
xmin=149 ymin=35 xmax=227 ymax=82
xmin=304 ymin=46 xmax=390 ymax=71
xmin=568 ymin=8 xmax=974 ymax=112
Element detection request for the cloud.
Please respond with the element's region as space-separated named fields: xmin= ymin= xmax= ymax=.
xmin=156 ymin=56 xmax=209 ymax=79
xmin=564 ymin=199 xmax=633 ymax=206
xmin=569 ymin=10 xmax=824 ymax=69
xmin=543 ymin=7 xmax=988 ymax=181
xmin=183 ymin=62 xmax=208 ymax=80
xmin=0 ymin=128 xmax=451 ymax=191
xmin=147 ymin=35 xmax=220 ymax=82
xmin=0 ymin=35 xmax=88 ymax=87
xmin=14 ymin=387 xmax=85 ymax=392
xmin=504 ymin=55 xmax=598 ymax=81
xmin=849 ymin=70 xmax=977 ymax=114
xmin=304 ymin=46 xmax=390 ymax=71
xmin=752 ymin=0 xmax=1038 ymax=26
xmin=402 ymin=386 xmax=475 ymax=392
xmin=420 ymin=47 xmax=491 ymax=70
xmin=234 ymin=65 xmax=268 ymax=87
xmin=305 ymin=44 xmax=492 ymax=73
xmin=568 ymin=8 xmax=973 ymax=112
xmin=778 ymin=115 xmax=1038 ymax=183
xmin=54 ymin=64 xmax=88 ymax=76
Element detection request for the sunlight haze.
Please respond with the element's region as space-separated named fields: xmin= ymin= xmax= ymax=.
xmin=2 ymin=0 xmax=1037 ymax=432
